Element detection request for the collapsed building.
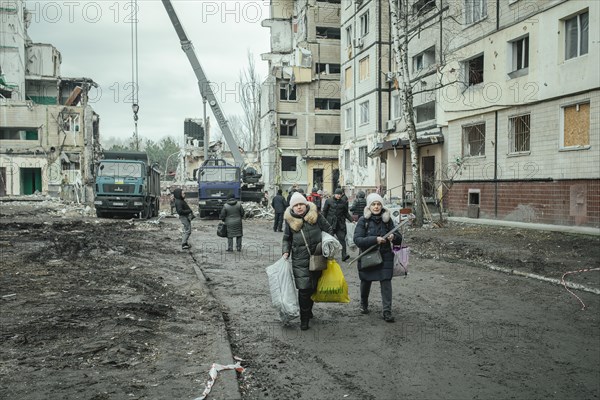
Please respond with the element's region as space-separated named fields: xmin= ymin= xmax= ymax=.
xmin=0 ymin=1 xmax=100 ymax=202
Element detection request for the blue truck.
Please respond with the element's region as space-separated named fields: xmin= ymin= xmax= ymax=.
xmin=93 ymin=151 xmax=161 ymax=218
xmin=197 ymin=158 xmax=263 ymax=217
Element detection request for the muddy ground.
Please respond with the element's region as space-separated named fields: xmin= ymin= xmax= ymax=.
xmin=1 ymin=199 xmax=599 ymax=400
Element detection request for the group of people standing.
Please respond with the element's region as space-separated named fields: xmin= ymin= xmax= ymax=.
xmin=172 ymin=186 xmax=402 ymax=331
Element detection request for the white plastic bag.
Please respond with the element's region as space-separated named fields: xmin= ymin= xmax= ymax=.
xmin=321 ymin=231 xmax=342 ymax=258
xmin=265 ymin=257 xmax=299 ymax=323
xmin=345 ymin=221 xmax=357 ymax=251
xmin=392 ymin=245 xmax=410 ymax=277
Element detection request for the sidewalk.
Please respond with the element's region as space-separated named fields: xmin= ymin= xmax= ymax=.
xmin=448 ymin=216 xmax=600 ymax=236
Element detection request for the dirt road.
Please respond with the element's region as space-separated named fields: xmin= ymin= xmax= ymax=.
xmin=1 ymin=200 xmax=599 ymax=399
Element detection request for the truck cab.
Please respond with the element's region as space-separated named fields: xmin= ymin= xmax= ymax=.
xmin=93 ymin=151 xmax=161 ymax=218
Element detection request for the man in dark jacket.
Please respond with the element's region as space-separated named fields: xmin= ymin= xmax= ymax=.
xmin=271 ymin=189 xmax=287 ymax=232
xmin=322 ymin=188 xmax=354 ymax=261
xmin=220 ymin=194 xmax=244 ymax=252
xmin=172 ymin=188 xmax=194 ymax=250
xmin=350 ymin=190 xmax=367 ymax=221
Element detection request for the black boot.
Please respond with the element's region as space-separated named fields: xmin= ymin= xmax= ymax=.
xmin=300 ymin=313 xmax=310 ymax=330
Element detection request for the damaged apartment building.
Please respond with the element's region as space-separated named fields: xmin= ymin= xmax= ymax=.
xmin=0 ymin=1 xmax=100 ymax=201
xmin=261 ymin=0 xmax=342 ymax=196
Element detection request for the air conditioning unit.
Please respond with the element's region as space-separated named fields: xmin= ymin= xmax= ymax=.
xmin=386 ymin=120 xmax=396 ymax=131
xmin=354 ymin=37 xmax=364 ymax=48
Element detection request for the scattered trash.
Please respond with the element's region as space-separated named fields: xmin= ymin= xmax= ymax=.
xmin=194 ymin=360 xmax=245 ymax=400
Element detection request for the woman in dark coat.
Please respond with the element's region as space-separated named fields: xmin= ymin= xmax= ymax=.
xmin=353 ymin=193 xmax=402 ymax=322
xmin=350 ymin=190 xmax=367 ymax=220
xmin=282 ymin=192 xmax=334 ymax=331
xmin=220 ymin=194 xmax=244 ymax=252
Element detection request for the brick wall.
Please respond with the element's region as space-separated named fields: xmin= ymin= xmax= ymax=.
xmin=444 ymin=179 xmax=600 ymax=227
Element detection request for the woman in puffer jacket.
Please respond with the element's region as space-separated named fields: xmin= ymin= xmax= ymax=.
xmin=353 ymin=193 xmax=403 ymax=322
xmin=350 ymin=190 xmax=367 ymax=220
xmin=282 ymin=192 xmax=334 ymax=331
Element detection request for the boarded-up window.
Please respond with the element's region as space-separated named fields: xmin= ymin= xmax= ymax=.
xmin=345 ymin=67 xmax=352 ymax=89
xmin=359 ymin=56 xmax=369 ymax=81
xmin=563 ymin=102 xmax=590 ymax=147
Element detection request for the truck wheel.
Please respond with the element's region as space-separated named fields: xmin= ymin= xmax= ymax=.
xmin=154 ymin=199 xmax=160 ymax=217
xmin=140 ymin=204 xmax=151 ymax=219
xmin=199 ymin=209 xmax=206 ymax=218
xmin=96 ymin=210 xmax=104 ymax=218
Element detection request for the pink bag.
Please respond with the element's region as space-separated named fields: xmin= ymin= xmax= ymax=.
xmin=392 ymin=245 xmax=410 ymax=277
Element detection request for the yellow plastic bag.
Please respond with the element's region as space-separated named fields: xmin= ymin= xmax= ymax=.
xmin=311 ymin=259 xmax=350 ymax=303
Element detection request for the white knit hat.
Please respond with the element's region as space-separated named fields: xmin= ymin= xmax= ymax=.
xmin=289 ymin=192 xmax=308 ymax=207
xmin=366 ymin=193 xmax=384 ymax=208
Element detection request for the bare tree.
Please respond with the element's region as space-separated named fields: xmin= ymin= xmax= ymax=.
xmin=388 ymin=0 xmax=461 ymax=227
xmin=239 ymin=51 xmax=262 ymax=155
xmin=228 ymin=115 xmax=252 ymax=151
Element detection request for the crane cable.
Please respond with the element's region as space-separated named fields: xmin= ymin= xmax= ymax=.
xmin=131 ymin=0 xmax=140 ymax=149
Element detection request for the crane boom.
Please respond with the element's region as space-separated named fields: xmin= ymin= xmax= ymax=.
xmin=161 ymin=0 xmax=245 ymax=167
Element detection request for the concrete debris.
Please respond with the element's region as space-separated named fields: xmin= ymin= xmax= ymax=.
xmin=242 ymin=202 xmax=273 ymax=219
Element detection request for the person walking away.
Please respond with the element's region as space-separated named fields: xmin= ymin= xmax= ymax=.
xmin=350 ymin=190 xmax=367 ymax=221
xmin=353 ymin=193 xmax=402 ymax=322
xmin=286 ymin=184 xmax=298 ymax=204
xmin=282 ymin=192 xmax=334 ymax=331
xmin=172 ymin=188 xmax=194 ymax=250
xmin=220 ymin=194 xmax=244 ymax=252
xmin=271 ymin=189 xmax=287 ymax=232
xmin=322 ymin=188 xmax=354 ymax=261
xmin=309 ymin=187 xmax=322 ymax=212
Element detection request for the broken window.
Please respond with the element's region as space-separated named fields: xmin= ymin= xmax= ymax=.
xmin=315 ymin=98 xmax=340 ymax=110
xmin=413 ymin=0 xmax=436 ymax=16
xmin=279 ymin=82 xmax=297 ymax=101
xmin=464 ymin=54 xmax=484 ymax=86
xmin=462 ymin=123 xmax=486 ymax=157
xmin=316 ymin=26 xmax=341 ymax=39
xmin=562 ymin=102 xmax=590 ymax=148
xmin=0 ymin=128 xmax=39 ymax=140
xmin=281 ymin=156 xmax=297 ymax=172
xmin=316 ymin=63 xmax=341 ymax=74
xmin=415 ymin=101 xmax=436 ymax=123
xmin=62 ymin=114 xmax=80 ymax=132
xmin=280 ymin=119 xmax=297 ymax=137
xmin=413 ymin=46 xmax=435 ymax=73
xmin=315 ymin=133 xmax=341 ymax=145
xmin=509 ymin=113 xmax=531 ymax=153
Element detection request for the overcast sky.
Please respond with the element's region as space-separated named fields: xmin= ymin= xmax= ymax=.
xmin=25 ymin=0 xmax=271 ymax=145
